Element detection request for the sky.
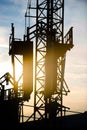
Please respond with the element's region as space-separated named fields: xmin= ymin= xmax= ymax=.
xmin=0 ymin=0 xmax=87 ymax=115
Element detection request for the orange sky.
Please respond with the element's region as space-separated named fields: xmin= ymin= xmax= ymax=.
xmin=0 ymin=0 xmax=87 ymax=114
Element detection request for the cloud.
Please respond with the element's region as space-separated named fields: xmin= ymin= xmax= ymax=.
xmin=66 ymin=44 xmax=87 ymax=66
xmin=0 ymin=0 xmax=26 ymax=24
xmin=64 ymin=85 xmax=87 ymax=112
xmin=9 ymin=0 xmax=26 ymax=4
xmin=64 ymin=0 xmax=87 ymax=45
xmin=65 ymin=43 xmax=87 ymax=100
xmin=0 ymin=26 xmax=10 ymax=47
xmin=0 ymin=0 xmax=87 ymax=113
xmin=0 ymin=46 xmax=12 ymax=76
xmin=0 ymin=1 xmax=27 ymax=41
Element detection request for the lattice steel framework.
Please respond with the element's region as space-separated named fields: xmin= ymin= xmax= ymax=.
xmin=0 ymin=0 xmax=74 ymax=124
xmin=9 ymin=22 xmax=33 ymax=122
xmin=25 ymin=0 xmax=73 ymax=120
xmin=4 ymin=0 xmax=74 ymax=122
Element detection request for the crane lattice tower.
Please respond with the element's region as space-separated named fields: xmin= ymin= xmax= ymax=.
xmin=0 ymin=0 xmax=74 ymax=123
xmin=24 ymin=0 xmax=74 ymax=120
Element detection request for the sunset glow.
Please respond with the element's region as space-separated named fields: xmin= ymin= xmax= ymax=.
xmin=0 ymin=0 xmax=87 ymax=113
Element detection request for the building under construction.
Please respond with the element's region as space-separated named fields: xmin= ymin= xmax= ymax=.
xmin=0 ymin=0 xmax=87 ymax=129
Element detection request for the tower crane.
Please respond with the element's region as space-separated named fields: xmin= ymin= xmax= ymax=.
xmin=0 ymin=0 xmax=73 ymax=124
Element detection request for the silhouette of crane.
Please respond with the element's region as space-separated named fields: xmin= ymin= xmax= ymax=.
xmin=24 ymin=0 xmax=73 ymax=120
xmin=0 ymin=0 xmax=73 ymax=125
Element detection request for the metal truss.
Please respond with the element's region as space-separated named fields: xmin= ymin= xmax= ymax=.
xmin=24 ymin=0 xmax=73 ymax=120
xmin=0 ymin=0 xmax=74 ymax=123
xmin=0 ymin=72 xmax=24 ymax=122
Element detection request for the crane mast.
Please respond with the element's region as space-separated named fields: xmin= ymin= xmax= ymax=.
xmin=0 ymin=0 xmax=73 ymax=124
xmin=25 ymin=0 xmax=73 ymax=120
